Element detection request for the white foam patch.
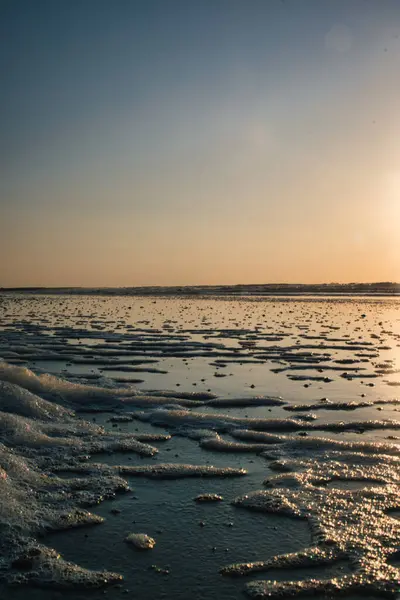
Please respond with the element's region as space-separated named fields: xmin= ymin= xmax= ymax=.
xmin=125 ymin=532 xmax=156 ymax=550
xmin=1 ymin=290 xmax=400 ymax=596
xmin=0 ymin=362 xmax=136 ymax=404
xmin=0 ymin=380 xmax=73 ymax=421
xmin=221 ymin=434 xmax=400 ymax=597
xmin=0 ymin=361 xmax=249 ymax=589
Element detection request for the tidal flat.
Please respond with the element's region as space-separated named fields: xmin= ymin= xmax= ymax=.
xmin=0 ymin=293 xmax=400 ymax=600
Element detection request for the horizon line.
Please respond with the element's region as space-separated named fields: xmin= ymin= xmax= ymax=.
xmin=1 ymin=282 xmax=400 ymax=291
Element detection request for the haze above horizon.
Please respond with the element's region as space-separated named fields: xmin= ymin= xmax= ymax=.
xmin=1 ymin=0 xmax=400 ymax=287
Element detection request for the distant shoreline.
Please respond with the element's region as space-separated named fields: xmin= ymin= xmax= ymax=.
xmin=1 ymin=283 xmax=399 ymax=297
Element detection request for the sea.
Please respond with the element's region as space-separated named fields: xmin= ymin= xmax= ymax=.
xmin=0 ymin=292 xmax=399 ymax=600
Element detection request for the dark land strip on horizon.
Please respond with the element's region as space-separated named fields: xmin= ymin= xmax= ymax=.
xmin=1 ymin=282 xmax=400 ymax=297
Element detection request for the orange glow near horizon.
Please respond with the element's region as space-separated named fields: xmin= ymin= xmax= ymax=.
xmin=1 ymin=2 xmax=400 ymax=287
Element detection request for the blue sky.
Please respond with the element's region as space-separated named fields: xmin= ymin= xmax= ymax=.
xmin=1 ymin=0 xmax=400 ymax=286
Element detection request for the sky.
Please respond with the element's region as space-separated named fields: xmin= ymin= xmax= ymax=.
xmin=1 ymin=0 xmax=400 ymax=287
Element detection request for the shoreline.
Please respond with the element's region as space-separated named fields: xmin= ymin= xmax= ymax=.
xmin=1 ymin=283 xmax=400 ymax=298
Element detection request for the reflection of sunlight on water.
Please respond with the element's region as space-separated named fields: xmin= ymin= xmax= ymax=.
xmin=2 ymin=294 xmax=400 ymax=599
xmin=5 ymin=294 xmax=400 ymax=408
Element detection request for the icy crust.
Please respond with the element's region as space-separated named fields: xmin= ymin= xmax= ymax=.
xmin=221 ymin=436 xmax=400 ymax=598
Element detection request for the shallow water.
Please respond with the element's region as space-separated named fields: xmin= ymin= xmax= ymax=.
xmin=0 ymin=293 xmax=400 ymax=598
